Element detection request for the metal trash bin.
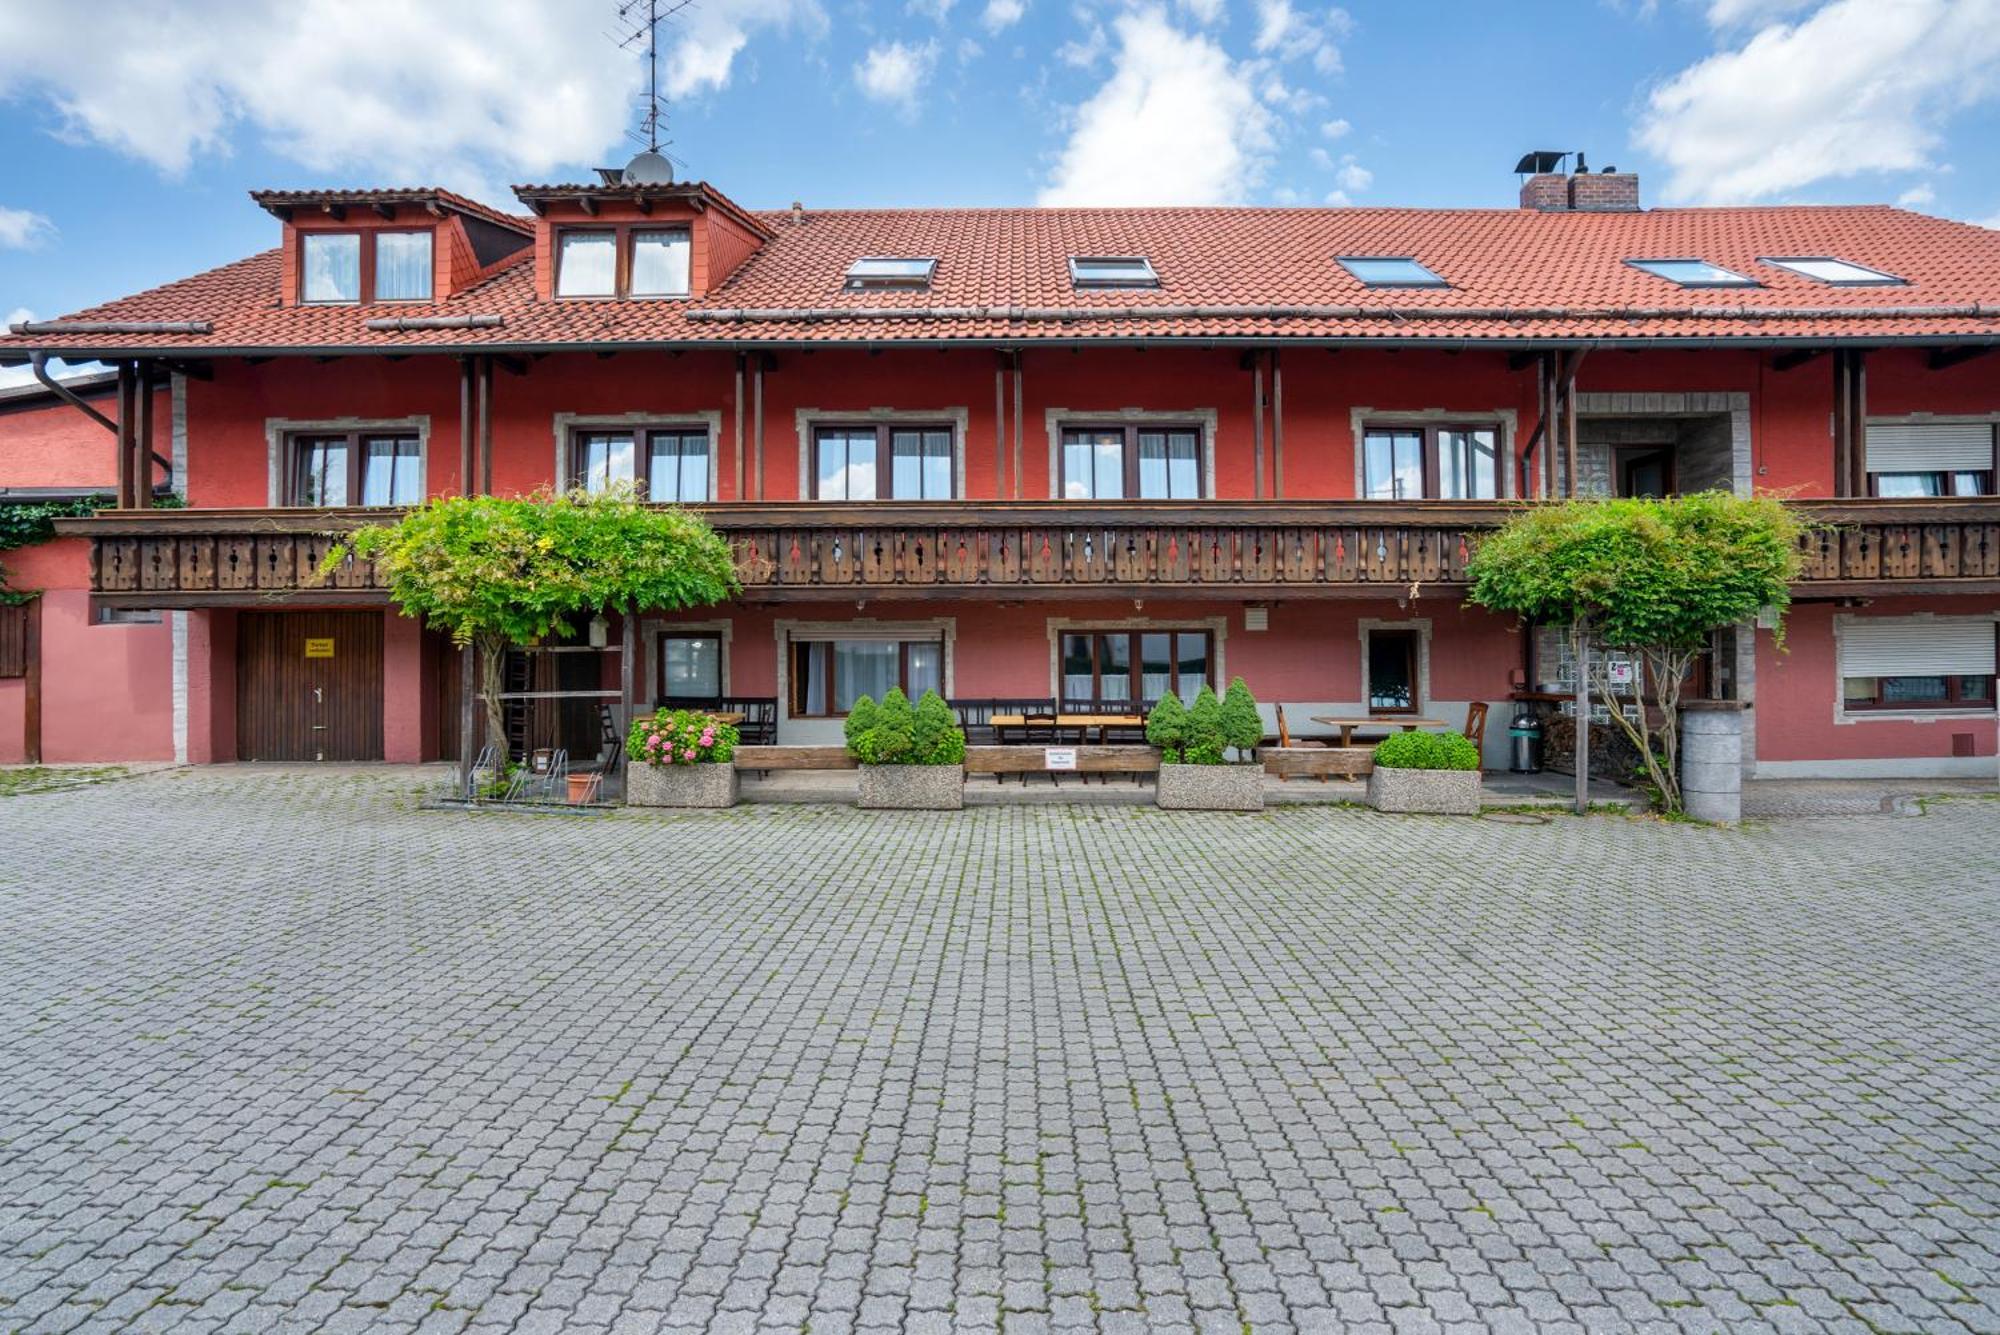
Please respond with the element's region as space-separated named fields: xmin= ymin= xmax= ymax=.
xmin=1508 ymin=712 xmax=1543 ymax=773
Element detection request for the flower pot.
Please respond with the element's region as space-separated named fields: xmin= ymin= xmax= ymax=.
xmin=566 ymin=773 xmax=598 ymax=805
xmin=858 ymin=764 xmax=963 ymax=810
xmin=1366 ymin=767 xmax=1481 ymax=815
xmin=1155 ymin=762 xmax=1264 ymax=811
xmin=627 ymin=762 xmax=738 ymax=809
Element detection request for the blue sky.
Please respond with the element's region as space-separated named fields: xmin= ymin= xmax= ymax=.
xmin=3 ymin=0 xmax=1999 ymax=361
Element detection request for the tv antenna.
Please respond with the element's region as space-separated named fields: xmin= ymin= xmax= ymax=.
xmin=615 ymin=0 xmax=696 ymax=158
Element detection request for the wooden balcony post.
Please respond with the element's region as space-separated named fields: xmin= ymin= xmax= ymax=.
xmin=458 ymin=357 xmax=474 ymax=496
xmin=114 ymin=361 xmax=136 ymax=510
xmin=1271 ymin=350 xmax=1285 ymax=500
xmin=476 ymin=355 xmax=493 ymax=496
xmin=134 ymin=361 xmax=154 ymax=505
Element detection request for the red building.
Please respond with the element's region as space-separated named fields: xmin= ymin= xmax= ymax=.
xmin=1 ymin=160 xmax=1995 ymax=777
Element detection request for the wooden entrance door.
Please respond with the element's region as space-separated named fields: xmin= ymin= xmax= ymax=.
xmin=237 ymin=611 xmax=384 ymax=760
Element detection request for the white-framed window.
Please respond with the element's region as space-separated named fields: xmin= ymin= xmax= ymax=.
xmin=373 ymin=231 xmax=433 ymax=301
xmin=302 ymin=233 xmax=362 ymax=304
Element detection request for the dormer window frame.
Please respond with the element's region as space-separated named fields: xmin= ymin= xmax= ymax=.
xmin=1625 ymin=257 xmax=1761 ymax=289
xmin=297 ymin=226 xmax=435 ymax=306
xmin=553 ymin=222 xmax=694 ymax=301
xmin=1337 ymin=255 xmax=1450 ymax=289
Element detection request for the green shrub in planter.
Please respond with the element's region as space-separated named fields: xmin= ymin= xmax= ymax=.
xmin=1145 ymin=691 xmax=1189 ymax=758
xmin=1373 ymin=729 xmax=1480 ymax=771
xmin=1148 ymin=678 xmax=1262 ymax=764
xmin=845 ymin=688 xmax=964 ymax=765
xmin=1221 ymin=677 xmax=1262 ymax=757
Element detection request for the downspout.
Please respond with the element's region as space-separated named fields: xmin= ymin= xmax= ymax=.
xmin=30 ymin=352 xmax=116 ymax=434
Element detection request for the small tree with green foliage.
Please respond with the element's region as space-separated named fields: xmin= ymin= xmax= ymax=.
xmin=845 ymin=688 xmax=964 ymax=765
xmin=1220 ymin=677 xmax=1263 ymax=759
xmin=1145 ymin=692 xmax=1189 ymax=761
xmin=1184 ymin=685 xmax=1227 ymax=765
xmin=1467 ymin=491 xmax=1802 ymax=812
xmin=323 ymin=486 xmax=737 ymax=770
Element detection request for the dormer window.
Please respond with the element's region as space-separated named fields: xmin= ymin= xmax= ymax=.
xmin=300 ymin=229 xmax=433 ymax=304
xmin=1070 ymin=256 xmax=1158 ymax=289
xmin=302 ymin=233 xmax=362 ymax=304
xmin=1761 ymin=256 xmax=1904 ymax=286
xmin=1626 ymin=258 xmax=1758 ymax=288
xmin=373 ymin=231 xmax=433 ymax=301
xmin=845 ymin=257 xmax=935 ymax=291
xmin=555 ymin=226 xmax=691 ymax=299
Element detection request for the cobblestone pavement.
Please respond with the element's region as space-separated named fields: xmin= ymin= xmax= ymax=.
xmin=2 ymin=769 xmax=1997 ymax=1335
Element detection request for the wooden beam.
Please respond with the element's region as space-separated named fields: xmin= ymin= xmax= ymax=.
xmin=1012 ymin=353 xmax=1024 ymax=501
xmin=458 ymin=358 xmax=474 ymax=496
xmin=578 ymin=195 xmax=598 ymax=217
xmin=134 ymin=361 xmax=154 ymax=505
xmin=1251 ymin=355 xmax=1266 ymax=500
xmin=752 ymin=356 xmax=765 ymax=501
xmin=162 ymin=359 xmax=214 ymax=381
xmin=477 ymin=356 xmax=493 ymax=496
xmin=491 ymin=354 xmax=529 ymax=377
xmin=632 ymin=194 xmax=652 ymax=216
xmin=114 ymin=362 xmax=136 ymax=509
xmin=320 ymin=202 xmax=346 ymax=221
xmin=370 ymin=202 xmax=395 ymax=220
xmin=618 ymin=604 xmax=635 ymax=797
xmin=1506 ymin=350 xmax=1539 ymax=372
xmin=22 ymin=596 xmax=42 ymax=766
xmin=1771 ymin=348 xmax=1827 ymax=372
xmin=1928 ymin=345 xmax=1994 ymax=371
xmin=733 ymin=353 xmax=746 ymax=501
xmin=1271 ymin=349 xmax=1285 ymax=500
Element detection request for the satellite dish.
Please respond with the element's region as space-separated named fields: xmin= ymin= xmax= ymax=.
xmin=623 ymin=150 xmax=674 ymax=186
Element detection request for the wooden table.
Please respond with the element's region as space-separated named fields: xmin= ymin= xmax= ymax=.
xmin=705 ymin=711 xmax=746 ymax=725
xmin=1309 ymin=715 xmax=1447 ymax=747
xmin=989 ymin=713 xmax=1146 ymax=744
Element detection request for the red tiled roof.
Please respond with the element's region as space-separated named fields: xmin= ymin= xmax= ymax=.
xmin=8 ymin=203 xmax=2000 ymax=356
xmin=249 ymin=187 xmax=532 ymax=234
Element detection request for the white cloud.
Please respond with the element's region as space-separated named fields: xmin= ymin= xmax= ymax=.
xmin=1705 ymin=0 xmax=1814 ymax=25
xmin=909 ymin=0 xmax=955 ymax=19
xmin=1333 ymin=154 xmax=1371 ymax=192
xmin=663 ymin=0 xmax=826 ymax=100
xmin=1058 ymin=23 xmax=1110 ymax=67
xmin=854 ymin=39 xmax=940 ymax=107
xmin=1636 ymin=0 xmax=2000 ymax=204
xmin=0 ymin=0 xmax=822 ymax=195
xmin=1251 ymin=0 xmax=1348 ymax=73
xmin=982 ymin=0 xmax=1027 ymax=30
xmin=1320 ymin=117 xmax=1351 ymax=140
xmin=1896 ymin=182 xmax=1937 ymax=207
xmin=0 ymin=207 xmax=54 ymax=250
xmin=1038 ymin=8 xmax=1276 ymax=205
xmin=1177 ymin=0 xmax=1227 ymax=23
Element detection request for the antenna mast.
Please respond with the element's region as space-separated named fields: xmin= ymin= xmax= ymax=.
xmin=617 ymin=0 xmax=693 ymax=155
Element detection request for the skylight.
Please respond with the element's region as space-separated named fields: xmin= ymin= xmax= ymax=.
xmin=1627 ymin=258 xmax=1758 ymax=288
xmin=845 ymin=257 xmax=936 ymax=290
xmin=1760 ymin=256 xmax=1905 ymax=286
xmin=1069 ymin=256 xmax=1159 ymax=289
xmin=1338 ymin=256 xmax=1448 ymax=288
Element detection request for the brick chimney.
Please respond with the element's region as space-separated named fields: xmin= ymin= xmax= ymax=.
xmin=1516 ymin=151 xmax=1641 ymax=211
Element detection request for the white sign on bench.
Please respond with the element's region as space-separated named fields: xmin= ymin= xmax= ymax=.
xmin=1044 ymin=747 xmax=1077 ymax=771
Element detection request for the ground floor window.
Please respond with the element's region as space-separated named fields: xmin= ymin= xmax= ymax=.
xmin=1059 ymin=630 xmax=1211 ymax=709
xmin=1837 ymin=617 xmax=1998 ymax=714
xmin=659 ymin=633 xmax=721 ymax=703
xmin=1842 ymin=674 xmax=1993 ymax=710
xmin=1366 ymin=629 xmax=1420 ymax=712
xmin=791 ymin=639 xmax=943 ymax=716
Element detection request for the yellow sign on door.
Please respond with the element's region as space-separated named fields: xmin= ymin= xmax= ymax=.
xmin=303 ymin=637 xmax=335 ymax=659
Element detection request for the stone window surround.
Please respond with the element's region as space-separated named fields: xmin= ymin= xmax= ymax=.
xmin=1359 ymin=617 xmax=1433 ymax=713
xmin=1043 ymin=407 xmax=1220 ymax=501
xmin=1348 ymin=408 xmax=1519 ymax=500
xmin=264 ymin=415 xmax=429 ymax=507
xmin=1042 ymin=615 xmax=1231 ymax=700
xmin=642 ymin=619 xmax=734 ymax=706
xmin=1569 ymin=390 xmax=1752 ymax=496
xmin=774 ymin=617 xmax=959 ymax=723
xmin=794 ymin=408 xmax=971 ymax=500
xmin=551 ymin=410 xmax=724 ymax=500
xmin=1831 ymin=611 xmax=2000 ymax=726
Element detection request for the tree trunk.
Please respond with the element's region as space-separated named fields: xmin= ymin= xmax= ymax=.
xmin=478 ymin=631 xmax=509 ymax=772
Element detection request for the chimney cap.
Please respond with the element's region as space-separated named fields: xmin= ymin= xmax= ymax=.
xmin=1513 ymin=149 xmax=1574 ymax=176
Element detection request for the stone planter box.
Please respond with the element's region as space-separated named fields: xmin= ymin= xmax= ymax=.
xmin=1366 ymin=766 xmax=1482 ymax=815
xmin=1156 ymin=763 xmax=1264 ymax=811
xmin=858 ymin=764 xmax=964 ymax=810
xmin=626 ymin=762 xmax=738 ymax=809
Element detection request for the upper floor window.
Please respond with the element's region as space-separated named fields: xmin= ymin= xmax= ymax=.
xmin=556 ymin=226 xmax=691 ymax=299
xmin=1626 ymin=258 xmax=1757 ymax=288
xmin=812 ymin=424 xmax=954 ymax=500
xmin=1061 ymin=425 xmax=1202 ymax=500
xmin=291 ymin=432 xmax=422 ymax=507
xmin=570 ymin=426 xmax=711 ymax=502
xmin=301 ymin=230 xmax=433 ymax=304
xmin=1864 ymin=422 xmax=1996 ymax=497
xmin=1338 ymin=256 xmax=1447 ymax=288
xmin=844 ymin=257 xmax=936 ymax=291
xmin=373 ymin=231 xmax=433 ymax=301
xmin=1069 ymin=256 xmax=1158 ymax=289
xmin=302 ymin=234 xmax=362 ymax=304
xmin=1362 ymin=423 xmax=1499 ymax=500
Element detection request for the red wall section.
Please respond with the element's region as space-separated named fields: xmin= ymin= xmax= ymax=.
xmin=0 ymin=387 xmax=167 ymax=490
xmin=1866 ymin=347 xmax=2000 ymax=417
xmin=1757 ymin=597 xmax=1998 ymax=766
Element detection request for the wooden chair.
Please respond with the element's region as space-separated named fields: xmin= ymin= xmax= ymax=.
xmin=1463 ymin=701 xmax=1490 ymax=757
xmin=716 ymin=696 xmax=778 ymax=745
xmin=1275 ymin=704 xmax=1325 ymax=749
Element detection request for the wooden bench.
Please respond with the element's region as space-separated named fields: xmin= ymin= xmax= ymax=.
xmin=963 ymin=745 xmax=1159 ymax=778
xmin=734 ymin=745 xmax=857 ymax=771
xmin=1262 ymin=746 xmax=1374 ymax=782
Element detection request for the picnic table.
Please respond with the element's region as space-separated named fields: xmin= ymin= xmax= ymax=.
xmin=1309 ymin=715 xmax=1448 ymax=747
xmin=989 ymin=713 xmax=1147 ymax=744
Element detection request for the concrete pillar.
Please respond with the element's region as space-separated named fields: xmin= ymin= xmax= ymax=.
xmin=383 ymin=612 xmax=425 ymax=764
xmin=1681 ymin=700 xmax=1747 ymax=823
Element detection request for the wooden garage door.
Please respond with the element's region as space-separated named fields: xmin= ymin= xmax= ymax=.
xmin=237 ymin=611 xmax=384 ymax=761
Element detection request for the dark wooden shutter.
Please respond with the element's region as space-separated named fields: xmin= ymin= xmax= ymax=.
xmin=0 ymin=604 xmax=27 ymax=679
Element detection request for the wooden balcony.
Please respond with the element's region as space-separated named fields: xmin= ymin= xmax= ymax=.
xmin=58 ymin=498 xmax=2000 ymax=609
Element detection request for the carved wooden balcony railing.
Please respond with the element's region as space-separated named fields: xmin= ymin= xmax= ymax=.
xmin=57 ymin=498 xmax=2000 ymax=607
